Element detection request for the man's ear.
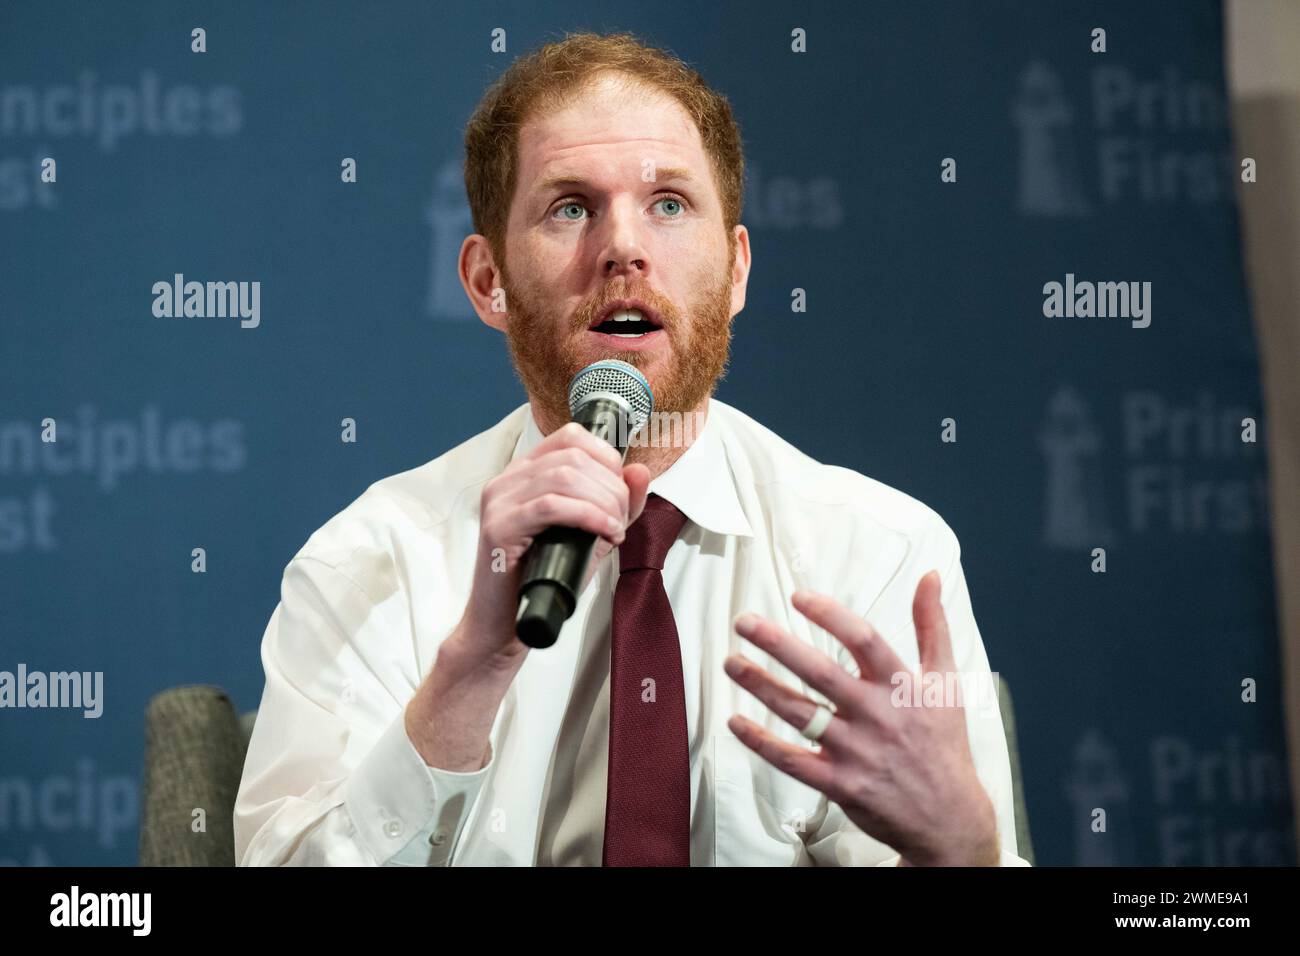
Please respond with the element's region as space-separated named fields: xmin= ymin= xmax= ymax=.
xmin=729 ymin=223 xmax=752 ymax=318
xmin=459 ymin=233 xmax=507 ymax=331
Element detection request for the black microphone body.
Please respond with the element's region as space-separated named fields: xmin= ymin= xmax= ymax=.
xmin=514 ymin=397 xmax=627 ymax=649
xmin=514 ymin=360 xmax=653 ymax=649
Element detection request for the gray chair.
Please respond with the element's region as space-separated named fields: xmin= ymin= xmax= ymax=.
xmin=140 ymin=676 xmax=1034 ymax=866
xmin=139 ymin=685 xmax=255 ymax=866
xmin=996 ymin=675 xmax=1035 ymax=865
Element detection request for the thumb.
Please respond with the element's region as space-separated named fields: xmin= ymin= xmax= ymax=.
xmin=623 ymin=463 xmax=652 ymax=525
xmin=912 ymin=569 xmax=955 ymax=675
xmin=581 ymin=465 xmax=652 ymax=593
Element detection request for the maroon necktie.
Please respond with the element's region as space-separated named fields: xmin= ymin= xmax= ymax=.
xmin=602 ymin=493 xmax=692 ymax=867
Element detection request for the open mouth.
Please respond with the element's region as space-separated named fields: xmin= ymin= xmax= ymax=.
xmin=587 ymin=301 xmax=664 ymax=339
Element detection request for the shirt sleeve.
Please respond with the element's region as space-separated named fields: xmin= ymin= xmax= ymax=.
xmin=234 ymin=556 xmax=492 ymax=866
xmin=803 ymin=519 xmax=1032 ymax=867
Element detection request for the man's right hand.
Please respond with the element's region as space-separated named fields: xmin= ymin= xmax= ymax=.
xmin=406 ymin=422 xmax=649 ymax=772
xmin=405 ymin=421 xmax=644 ymax=775
xmin=456 ymin=420 xmax=651 ymax=669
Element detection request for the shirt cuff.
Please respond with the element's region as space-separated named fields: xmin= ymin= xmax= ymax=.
xmin=344 ymin=711 xmax=493 ymax=866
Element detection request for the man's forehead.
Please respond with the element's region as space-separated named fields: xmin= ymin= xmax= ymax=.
xmin=517 ymin=80 xmax=706 ymax=184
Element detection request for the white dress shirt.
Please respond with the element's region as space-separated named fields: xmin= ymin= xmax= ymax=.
xmin=234 ymin=398 xmax=1030 ymax=866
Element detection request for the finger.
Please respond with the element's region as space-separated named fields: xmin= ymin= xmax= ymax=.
xmin=622 ymin=463 xmax=651 ymax=525
xmin=723 ymin=653 xmax=850 ymax=750
xmin=733 ymin=613 xmax=860 ymax=714
xmin=521 ymin=494 xmax=625 ymax=545
xmin=790 ymin=589 xmax=905 ymax=684
xmin=726 ymin=714 xmax=840 ymax=797
xmin=535 ymin=447 xmax=631 ymax=511
xmin=529 ymin=457 xmax=627 ymax=524
xmin=495 ymin=445 xmax=628 ymax=517
xmin=913 ymin=570 xmax=957 ymax=676
xmin=536 ymin=422 xmax=623 ymax=473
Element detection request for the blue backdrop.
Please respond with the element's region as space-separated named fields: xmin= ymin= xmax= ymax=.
xmin=1 ymin=0 xmax=1293 ymax=866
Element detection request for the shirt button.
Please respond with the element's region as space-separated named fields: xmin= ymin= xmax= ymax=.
xmin=429 ymin=827 xmax=449 ymax=846
xmin=383 ymin=819 xmax=404 ymax=839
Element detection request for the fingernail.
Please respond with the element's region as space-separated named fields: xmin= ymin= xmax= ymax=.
xmin=733 ymin=612 xmax=757 ymax=634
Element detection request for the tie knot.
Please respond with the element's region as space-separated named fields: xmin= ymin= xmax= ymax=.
xmin=619 ymin=493 xmax=689 ymax=573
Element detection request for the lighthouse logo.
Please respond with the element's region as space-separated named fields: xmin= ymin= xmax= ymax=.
xmin=1012 ymin=62 xmax=1092 ymax=218
xmin=1039 ymin=386 xmax=1114 ymax=550
xmin=425 ymin=158 xmax=476 ymax=321
xmin=1066 ymin=730 xmax=1135 ymax=866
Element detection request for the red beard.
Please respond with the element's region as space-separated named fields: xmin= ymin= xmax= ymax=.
xmin=499 ymin=257 xmax=736 ymax=433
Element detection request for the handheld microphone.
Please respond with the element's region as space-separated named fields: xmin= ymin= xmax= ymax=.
xmin=514 ymin=359 xmax=654 ymax=649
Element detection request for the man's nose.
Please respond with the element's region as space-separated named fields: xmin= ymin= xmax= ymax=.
xmin=598 ymin=198 xmax=648 ymax=278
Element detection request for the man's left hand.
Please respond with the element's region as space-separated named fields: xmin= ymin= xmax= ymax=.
xmin=723 ymin=570 xmax=1000 ymax=866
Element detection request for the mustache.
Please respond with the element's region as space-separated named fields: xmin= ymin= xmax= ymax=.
xmin=570 ymin=284 xmax=678 ymax=333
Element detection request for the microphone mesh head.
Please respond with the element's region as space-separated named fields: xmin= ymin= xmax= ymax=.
xmin=567 ymin=359 xmax=654 ymax=431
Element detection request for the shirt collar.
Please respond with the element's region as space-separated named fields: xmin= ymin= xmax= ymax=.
xmin=510 ymin=398 xmax=753 ymax=538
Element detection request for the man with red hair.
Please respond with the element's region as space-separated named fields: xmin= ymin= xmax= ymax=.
xmin=236 ymin=32 xmax=1027 ymax=868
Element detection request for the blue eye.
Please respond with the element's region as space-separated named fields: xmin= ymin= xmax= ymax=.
xmin=552 ymin=197 xmax=685 ymax=222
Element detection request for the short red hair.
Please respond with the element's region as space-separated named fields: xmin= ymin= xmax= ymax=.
xmin=463 ymin=31 xmax=746 ymax=260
